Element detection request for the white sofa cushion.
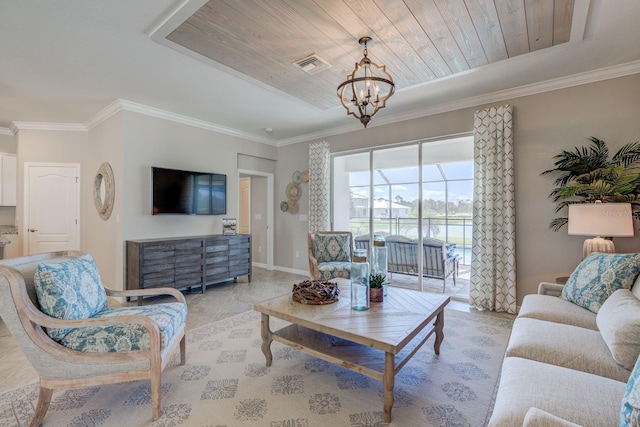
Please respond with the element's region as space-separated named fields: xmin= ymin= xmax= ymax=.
xmin=517 ymin=294 xmax=597 ymax=330
xmin=506 ymin=317 xmax=630 ymax=382
xmin=488 ymin=357 xmax=626 ymax=427
xmin=597 ymin=289 xmax=640 ymax=371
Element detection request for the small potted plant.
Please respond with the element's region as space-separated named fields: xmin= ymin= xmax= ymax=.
xmin=369 ymin=273 xmax=386 ymax=303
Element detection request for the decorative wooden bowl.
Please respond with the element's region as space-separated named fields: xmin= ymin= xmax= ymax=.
xmin=292 ymin=280 xmax=340 ymax=305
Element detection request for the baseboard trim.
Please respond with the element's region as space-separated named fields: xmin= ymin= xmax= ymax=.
xmin=273 ymin=265 xmax=309 ymax=277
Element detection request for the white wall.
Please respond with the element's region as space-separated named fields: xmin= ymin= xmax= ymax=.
xmin=275 ymin=73 xmax=640 ymax=304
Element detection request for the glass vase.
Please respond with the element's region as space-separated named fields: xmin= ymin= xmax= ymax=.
xmin=350 ymin=248 xmax=370 ymax=311
xmin=372 ymin=234 xmax=388 ymax=296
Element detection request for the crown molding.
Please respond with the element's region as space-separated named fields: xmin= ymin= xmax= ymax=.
xmin=11 ymin=121 xmax=87 ymax=132
xmin=20 ymin=98 xmax=278 ymax=146
xmin=276 ymin=59 xmax=640 ymax=146
xmin=0 ymin=127 xmax=14 ymax=136
xmin=115 ymin=100 xmax=278 ymax=145
xmin=7 ymin=59 xmax=640 ymax=146
xmin=85 ymin=99 xmax=123 ymax=130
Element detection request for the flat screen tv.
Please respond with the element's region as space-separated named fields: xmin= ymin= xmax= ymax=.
xmin=152 ymin=166 xmax=226 ymax=215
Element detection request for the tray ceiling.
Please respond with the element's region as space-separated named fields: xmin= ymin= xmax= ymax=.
xmin=163 ymin=0 xmax=576 ymax=109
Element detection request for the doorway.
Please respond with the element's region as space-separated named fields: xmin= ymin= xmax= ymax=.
xmin=238 ymin=177 xmax=251 ymax=235
xmin=24 ymin=163 xmax=81 ymax=255
xmin=238 ymin=169 xmax=274 ymax=270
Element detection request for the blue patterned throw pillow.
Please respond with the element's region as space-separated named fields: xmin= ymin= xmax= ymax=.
xmin=34 ymin=254 xmax=108 ymax=340
xmin=561 ymin=252 xmax=640 ymax=313
xmin=313 ymin=234 xmax=351 ymax=263
xmin=621 ymin=355 xmax=640 ymax=426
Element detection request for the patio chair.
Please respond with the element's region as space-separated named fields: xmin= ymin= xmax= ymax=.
xmin=0 ymin=251 xmax=187 ymax=426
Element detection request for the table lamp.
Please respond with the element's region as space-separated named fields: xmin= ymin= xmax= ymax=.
xmin=568 ymin=202 xmax=634 ymax=259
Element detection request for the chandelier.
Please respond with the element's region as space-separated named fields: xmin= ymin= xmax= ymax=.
xmin=337 ymin=36 xmax=395 ymax=128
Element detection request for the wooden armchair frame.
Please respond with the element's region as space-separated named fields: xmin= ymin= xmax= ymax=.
xmin=0 ymin=251 xmax=186 ymax=426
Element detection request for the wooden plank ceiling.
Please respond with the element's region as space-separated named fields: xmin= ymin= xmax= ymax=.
xmin=167 ymin=0 xmax=574 ymax=109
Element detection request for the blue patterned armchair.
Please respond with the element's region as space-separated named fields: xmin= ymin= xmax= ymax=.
xmin=308 ymin=231 xmax=353 ymax=280
xmin=0 ymin=251 xmax=187 ymax=425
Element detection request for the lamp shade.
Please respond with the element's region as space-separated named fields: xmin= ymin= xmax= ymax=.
xmin=568 ymin=203 xmax=634 ymax=237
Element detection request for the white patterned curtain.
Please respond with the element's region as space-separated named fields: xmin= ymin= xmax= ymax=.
xmin=470 ymin=105 xmax=517 ymax=314
xmin=308 ymin=141 xmax=331 ymax=232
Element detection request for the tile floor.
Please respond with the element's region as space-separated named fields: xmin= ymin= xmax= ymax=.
xmin=0 ymin=265 xmax=482 ymax=395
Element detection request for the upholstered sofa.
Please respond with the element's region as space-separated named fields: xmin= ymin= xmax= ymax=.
xmin=355 ymin=234 xmax=458 ymax=291
xmin=488 ymin=252 xmax=640 ymax=426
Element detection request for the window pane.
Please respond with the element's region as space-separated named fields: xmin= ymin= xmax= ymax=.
xmin=422 ymin=164 xmax=443 ymax=181
xmin=448 ymin=180 xmax=473 ymax=215
xmin=380 ymin=166 xmax=419 ymax=183
xmin=349 ymin=170 xmax=369 ymax=186
xmin=440 ymin=161 xmax=474 ymax=180
xmin=373 ymin=145 xmax=419 ymax=239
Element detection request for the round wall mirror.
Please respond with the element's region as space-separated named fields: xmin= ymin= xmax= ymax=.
xmin=94 ymin=162 xmax=115 ymax=220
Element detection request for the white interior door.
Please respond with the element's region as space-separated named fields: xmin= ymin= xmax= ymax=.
xmin=239 ymin=177 xmax=251 ymax=234
xmin=25 ymin=163 xmax=80 ymax=255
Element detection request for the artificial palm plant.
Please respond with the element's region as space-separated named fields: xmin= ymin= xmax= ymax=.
xmin=542 ymin=137 xmax=640 ymax=231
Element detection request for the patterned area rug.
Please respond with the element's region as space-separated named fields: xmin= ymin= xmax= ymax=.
xmin=0 ymin=308 xmax=512 ymax=427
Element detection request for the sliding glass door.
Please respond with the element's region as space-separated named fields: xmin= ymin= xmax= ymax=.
xmin=332 ymin=135 xmax=473 ymax=293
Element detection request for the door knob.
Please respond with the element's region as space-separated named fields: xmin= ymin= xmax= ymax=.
xmin=28 ymin=228 xmax=38 ymax=232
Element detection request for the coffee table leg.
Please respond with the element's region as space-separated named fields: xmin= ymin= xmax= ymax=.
xmin=434 ymin=310 xmax=445 ymax=355
xmin=383 ymin=352 xmax=395 ymax=423
xmin=260 ymin=313 xmax=273 ymax=367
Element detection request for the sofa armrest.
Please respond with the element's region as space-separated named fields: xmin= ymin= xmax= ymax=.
xmin=523 ymin=407 xmax=583 ymax=427
xmin=538 ymin=282 xmax=564 ymax=297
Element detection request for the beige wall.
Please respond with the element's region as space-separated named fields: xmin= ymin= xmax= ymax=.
xmin=121 ymin=111 xmax=277 ymax=243
xmin=84 ymin=113 xmax=124 ymax=288
xmin=274 ymin=141 xmax=310 ymax=272
xmin=118 ymin=111 xmax=278 ymax=288
xmin=10 ymin=112 xmax=278 ymax=290
xmin=0 ymin=134 xmax=16 ymax=153
xmin=275 ymin=73 xmax=640 ymax=303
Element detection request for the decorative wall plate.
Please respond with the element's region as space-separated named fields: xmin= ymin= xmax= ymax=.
xmin=280 ymin=201 xmax=289 ymax=212
xmin=292 ymin=170 xmax=302 ymax=183
xmin=301 ymin=170 xmax=309 ymax=182
xmin=94 ymin=162 xmax=115 ymax=220
xmin=287 ymin=200 xmax=299 ymax=214
xmin=286 ymin=181 xmax=301 ymax=201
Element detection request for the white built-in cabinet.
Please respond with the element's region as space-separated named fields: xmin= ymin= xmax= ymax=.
xmin=0 ymin=153 xmax=16 ymax=206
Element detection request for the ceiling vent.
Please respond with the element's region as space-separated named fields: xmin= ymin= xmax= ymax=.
xmin=293 ymin=54 xmax=332 ymax=74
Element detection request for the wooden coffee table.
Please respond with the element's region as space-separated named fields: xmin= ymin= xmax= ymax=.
xmin=253 ymin=279 xmax=450 ymax=422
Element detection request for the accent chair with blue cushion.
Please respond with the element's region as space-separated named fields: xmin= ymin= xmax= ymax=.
xmin=0 ymin=251 xmax=187 ymax=425
xmin=308 ymin=231 xmax=353 ymax=280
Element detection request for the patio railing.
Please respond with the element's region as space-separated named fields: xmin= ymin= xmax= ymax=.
xmin=348 ymin=216 xmax=472 ymax=265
